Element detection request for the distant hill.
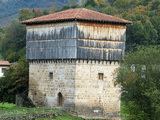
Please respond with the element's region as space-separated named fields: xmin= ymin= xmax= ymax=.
xmin=0 ymin=0 xmax=86 ymax=26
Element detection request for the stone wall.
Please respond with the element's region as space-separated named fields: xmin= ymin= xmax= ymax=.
xmin=29 ymin=60 xmax=76 ymax=110
xmin=29 ymin=60 xmax=121 ymax=119
xmin=75 ymin=60 xmax=120 ymax=119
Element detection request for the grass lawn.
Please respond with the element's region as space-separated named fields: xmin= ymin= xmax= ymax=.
xmin=0 ymin=102 xmax=15 ymax=108
xmin=0 ymin=102 xmax=27 ymax=111
xmin=0 ymin=103 xmax=84 ymax=120
xmin=0 ymin=103 xmax=126 ymax=120
xmin=0 ymin=103 xmax=105 ymax=120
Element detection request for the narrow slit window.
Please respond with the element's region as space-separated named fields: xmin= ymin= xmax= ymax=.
xmin=98 ymin=73 xmax=104 ymax=80
xmin=49 ymin=72 xmax=53 ymax=79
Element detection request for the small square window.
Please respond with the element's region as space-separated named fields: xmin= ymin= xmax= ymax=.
xmin=98 ymin=73 xmax=104 ymax=80
xmin=49 ymin=72 xmax=53 ymax=79
xmin=2 ymin=68 xmax=7 ymax=73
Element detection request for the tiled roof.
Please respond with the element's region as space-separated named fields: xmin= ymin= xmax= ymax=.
xmin=0 ymin=61 xmax=11 ymax=66
xmin=22 ymin=8 xmax=132 ymax=24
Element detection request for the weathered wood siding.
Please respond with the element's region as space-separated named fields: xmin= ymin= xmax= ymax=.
xmin=26 ymin=39 xmax=77 ymax=59
xmin=76 ymin=22 xmax=126 ymax=60
xmin=77 ymin=22 xmax=126 ymax=41
xmin=26 ymin=21 xmax=126 ymax=60
xmin=26 ymin=22 xmax=77 ymax=59
xmin=26 ymin=22 xmax=77 ymax=41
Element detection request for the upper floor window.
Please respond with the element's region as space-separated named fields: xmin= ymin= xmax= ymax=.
xmin=98 ymin=73 xmax=104 ymax=80
xmin=49 ymin=71 xmax=53 ymax=80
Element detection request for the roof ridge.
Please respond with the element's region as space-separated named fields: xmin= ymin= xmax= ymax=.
xmin=74 ymin=8 xmax=83 ymax=18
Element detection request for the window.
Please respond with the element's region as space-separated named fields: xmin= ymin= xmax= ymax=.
xmin=2 ymin=68 xmax=7 ymax=73
xmin=49 ymin=72 xmax=53 ymax=79
xmin=98 ymin=73 xmax=104 ymax=80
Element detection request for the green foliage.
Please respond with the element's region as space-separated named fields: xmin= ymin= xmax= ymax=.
xmin=102 ymin=6 xmax=118 ymax=15
xmin=84 ymin=0 xmax=107 ymax=11
xmin=68 ymin=0 xmax=77 ymax=7
xmin=121 ymin=101 xmax=147 ymax=119
xmin=0 ymin=20 xmax=26 ymax=62
xmin=0 ymin=57 xmax=29 ymax=103
xmin=33 ymin=8 xmax=43 ymax=17
xmin=49 ymin=6 xmax=58 ymax=13
xmin=85 ymin=5 xmax=96 ymax=11
xmin=143 ymin=21 xmax=158 ymax=45
xmin=116 ymin=46 xmax=160 ymax=119
xmin=18 ymin=8 xmax=34 ymax=21
xmin=113 ymin=0 xmax=130 ymax=9
xmin=61 ymin=0 xmax=80 ymax=10
xmin=0 ymin=102 xmax=15 ymax=109
xmin=0 ymin=54 xmax=3 ymax=60
xmin=43 ymin=9 xmax=49 ymax=15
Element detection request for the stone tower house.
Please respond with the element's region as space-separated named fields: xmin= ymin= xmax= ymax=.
xmin=22 ymin=8 xmax=132 ymax=119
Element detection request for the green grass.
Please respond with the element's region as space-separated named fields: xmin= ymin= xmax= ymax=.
xmin=0 ymin=103 xmax=84 ymax=120
xmin=0 ymin=102 xmax=15 ymax=109
xmin=0 ymin=103 xmax=103 ymax=120
xmin=0 ymin=102 xmax=27 ymax=111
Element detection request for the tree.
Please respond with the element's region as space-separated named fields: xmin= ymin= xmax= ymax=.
xmin=150 ymin=16 xmax=160 ymax=44
xmin=84 ymin=0 xmax=107 ymax=11
xmin=85 ymin=5 xmax=96 ymax=11
xmin=143 ymin=21 xmax=158 ymax=45
xmin=113 ymin=0 xmax=130 ymax=9
xmin=115 ymin=46 xmax=160 ymax=119
xmin=49 ymin=6 xmax=57 ymax=13
xmin=43 ymin=9 xmax=49 ymax=15
xmin=126 ymin=21 xmax=144 ymax=49
xmin=102 ymin=6 xmax=118 ymax=15
xmin=0 ymin=26 xmax=5 ymax=47
xmin=0 ymin=56 xmax=29 ymax=103
xmin=33 ymin=8 xmax=43 ymax=17
xmin=0 ymin=20 xmax=26 ymax=62
xmin=18 ymin=8 xmax=34 ymax=21
xmin=68 ymin=0 xmax=77 ymax=8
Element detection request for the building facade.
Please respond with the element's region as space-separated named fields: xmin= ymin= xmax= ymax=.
xmin=23 ymin=8 xmax=132 ymax=119
xmin=0 ymin=61 xmax=11 ymax=77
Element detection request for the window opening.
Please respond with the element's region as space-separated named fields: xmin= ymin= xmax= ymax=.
xmin=49 ymin=72 xmax=53 ymax=79
xmin=2 ymin=68 xmax=7 ymax=73
xmin=58 ymin=92 xmax=63 ymax=106
xmin=98 ymin=73 xmax=104 ymax=80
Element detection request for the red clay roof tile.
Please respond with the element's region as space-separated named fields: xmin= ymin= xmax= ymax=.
xmin=0 ymin=61 xmax=11 ymax=66
xmin=22 ymin=8 xmax=132 ymax=24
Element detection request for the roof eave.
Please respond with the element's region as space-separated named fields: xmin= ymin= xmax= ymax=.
xmin=22 ymin=18 xmax=132 ymax=25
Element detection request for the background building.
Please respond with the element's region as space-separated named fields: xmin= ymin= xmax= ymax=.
xmin=0 ymin=61 xmax=11 ymax=77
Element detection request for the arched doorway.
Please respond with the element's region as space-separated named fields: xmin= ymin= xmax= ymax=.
xmin=58 ymin=92 xmax=63 ymax=106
